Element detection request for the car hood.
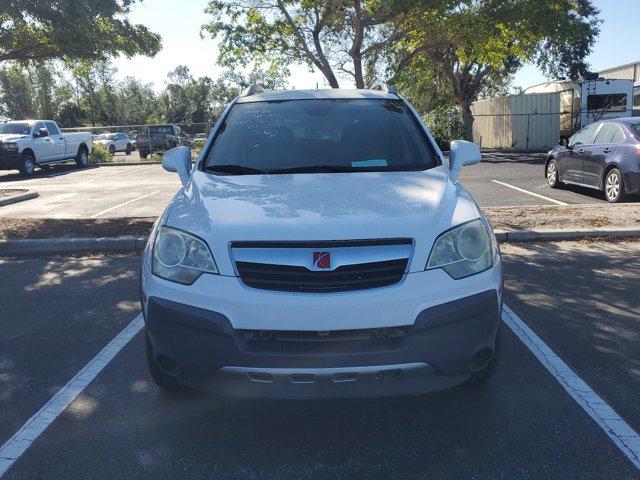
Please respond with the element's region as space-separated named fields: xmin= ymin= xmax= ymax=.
xmin=164 ymin=166 xmax=480 ymax=274
xmin=0 ymin=134 xmax=28 ymax=142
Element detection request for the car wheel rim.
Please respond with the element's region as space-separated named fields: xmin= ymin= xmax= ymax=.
xmin=82 ymin=152 xmax=88 ymax=165
xmin=606 ymin=173 xmax=620 ymax=200
xmin=25 ymin=158 xmax=34 ymax=174
xmin=547 ymin=162 xmax=556 ymax=185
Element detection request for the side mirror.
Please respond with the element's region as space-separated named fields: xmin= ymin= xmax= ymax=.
xmin=34 ymin=128 xmax=48 ymax=138
xmin=163 ymin=146 xmax=192 ymax=186
xmin=448 ymin=140 xmax=481 ymax=181
xmin=558 ymin=138 xmax=568 ymax=147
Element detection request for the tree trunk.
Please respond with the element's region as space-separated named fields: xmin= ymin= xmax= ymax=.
xmin=321 ymin=66 xmax=340 ymax=88
xmin=461 ymin=103 xmax=474 ymax=142
xmin=353 ymin=55 xmax=365 ymax=89
xmin=350 ymin=0 xmax=365 ymax=89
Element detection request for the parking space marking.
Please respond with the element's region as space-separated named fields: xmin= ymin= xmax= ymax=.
xmin=46 ymin=166 xmax=98 ymax=178
xmin=118 ymin=165 xmax=158 ymax=176
xmin=0 ymin=314 xmax=144 ymax=478
xmin=89 ymin=190 xmax=161 ymax=218
xmin=502 ymin=304 xmax=640 ymax=470
xmin=492 ymin=180 xmax=568 ymax=205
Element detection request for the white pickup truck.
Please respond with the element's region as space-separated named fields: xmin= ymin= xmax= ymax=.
xmin=0 ymin=120 xmax=93 ymax=176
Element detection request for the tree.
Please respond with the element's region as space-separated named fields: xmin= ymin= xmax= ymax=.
xmin=118 ymin=77 xmax=159 ymax=125
xmin=392 ymin=0 xmax=600 ymax=139
xmin=0 ymin=0 xmax=161 ymax=62
xmin=160 ymin=66 xmax=214 ymax=123
xmin=202 ymin=0 xmax=417 ymax=89
xmin=0 ymin=65 xmax=34 ymax=119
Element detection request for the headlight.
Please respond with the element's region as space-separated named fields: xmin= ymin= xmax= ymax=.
xmin=152 ymin=226 xmax=218 ymax=284
xmin=426 ymin=219 xmax=493 ymax=279
xmin=0 ymin=142 xmax=18 ymax=151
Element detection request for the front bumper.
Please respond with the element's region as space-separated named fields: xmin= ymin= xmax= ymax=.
xmin=143 ymin=288 xmax=501 ymax=398
xmin=0 ymin=150 xmax=20 ymax=170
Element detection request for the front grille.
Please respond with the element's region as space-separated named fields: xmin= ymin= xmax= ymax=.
xmin=236 ymin=258 xmax=408 ymax=293
xmin=234 ymin=327 xmax=409 ymax=355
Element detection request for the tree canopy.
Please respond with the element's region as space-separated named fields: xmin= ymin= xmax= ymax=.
xmin=0 ymin=0 xmax=161 ymax=62
xmin=203 ymin=0 xmax=600 ymax=141
xmin=0 ymin=61 xmax=287 ymax=128
xmin=392 ymin=0 xmax=600 ymax=138
xmin=202 ymin=0 xmax=418 ymax=88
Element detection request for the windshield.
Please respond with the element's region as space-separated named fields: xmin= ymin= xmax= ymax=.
xmin=96 ymin=134 xmax=115 ymax=140
xmin=631 ymin=123 xmax=640 ymax=140
xmin=204 ymin=99 xmax=437 ymax=174
xmin=149 ymin=125 xmax=174 ymax=135
xmin=0 ymin=123 xmax=30 ymax=135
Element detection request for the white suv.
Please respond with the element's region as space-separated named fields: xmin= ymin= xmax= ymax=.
xmin=141 ymin=86 xmax=502 ymax=398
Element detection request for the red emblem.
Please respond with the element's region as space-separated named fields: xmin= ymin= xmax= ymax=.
xmin=313 ymin=252 xmax=331 ymax=269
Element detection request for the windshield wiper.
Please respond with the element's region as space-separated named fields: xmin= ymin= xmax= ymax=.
xmin=205 ymin=164 xmax=268 ymax=175
xmin=266 ymin=165 xmax=358 ymax=174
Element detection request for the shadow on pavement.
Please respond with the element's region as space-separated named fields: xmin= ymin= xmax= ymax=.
xmin=0 ymin=254 xmax=141 ymax=444
xmin=0 ymin=164 xmax=96 ymax=183
xmin=502 ymin=240 xmax=640 ymax=431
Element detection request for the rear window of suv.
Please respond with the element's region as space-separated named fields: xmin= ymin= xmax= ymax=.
xmin=203 ymin=99 xmax=438 ymax=174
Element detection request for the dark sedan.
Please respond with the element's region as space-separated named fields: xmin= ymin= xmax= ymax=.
xmin=545 ymin=118 xmax=640 ymax=202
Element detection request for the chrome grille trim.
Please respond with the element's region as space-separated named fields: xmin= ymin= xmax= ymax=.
xmin=231 ymin=239 xmax=413 ymax=293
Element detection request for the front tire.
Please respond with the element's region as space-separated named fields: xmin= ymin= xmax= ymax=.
xmin=75 ymin=147 xmax=89 ymax=168
xmin=604 ymin=168 xmax=626 ymax=203
xmin=139 ymin=150 xmax=149 ymax=159
xmin=145 ymin=332 xmax=187 ymax=392
xmin=109 ymin=144 xmax=116 ymax=155
xmin=19 ymin=152 xmax=36 ymax=176
xmin=125 ymin=144 xmax=132 ymax=155
xmin=546 ymin=159 xmax=561 ymax=188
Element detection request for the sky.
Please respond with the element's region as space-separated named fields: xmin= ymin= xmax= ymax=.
xmin=113 ymin=0 xmax=639 ymax=92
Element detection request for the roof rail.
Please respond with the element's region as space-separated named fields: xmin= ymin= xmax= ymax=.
xmin=369 ymin=82 xmax=397 ymax=94
xmin=240 ymin=84 xmax=263 ymax=97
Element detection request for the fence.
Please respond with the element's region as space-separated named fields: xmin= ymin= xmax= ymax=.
xmin=60 ymin=122 xmax=216 ymax=136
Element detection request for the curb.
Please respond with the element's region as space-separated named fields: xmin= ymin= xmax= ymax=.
xmin=494 ymin=228 xmax=640 ymax=242
xmin=0 ymin=236 xmax=147 ymax=256
xmin=1 ymin=228 xmax=640 ymax=256
xmin=0 ymin=190 xmax=39 ymax=208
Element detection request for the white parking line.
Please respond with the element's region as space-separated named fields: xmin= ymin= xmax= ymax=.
xmin=0 ymin=314 xmax=144 ymax=478
xmin=492 ymin=180 xmax=568 ymax=205
xmin=119 ymin=165 xmax=158 ymax=176
xmin=502 ymin=304 xmax=640 ymax=470
xmin=89 ymin=190 xmax=160 ymax=218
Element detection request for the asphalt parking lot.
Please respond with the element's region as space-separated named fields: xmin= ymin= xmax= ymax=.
xmin=1 ymin=240 xmax=639 ymax=479
xmin=1 ymin=152 xmax=636 ymax=220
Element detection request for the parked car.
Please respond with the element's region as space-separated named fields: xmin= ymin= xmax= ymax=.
xmin=128 ymin=130 xmax=139 ymax=150
xmin=546 ymin=118 xmax=640 ymax=202
xmin=0 ymin=120 xmax=93 ymax=176
xmin=141 ymin=86 xmax=503 ymax=398
xmin=136 ymin=124 xmax=187 ymax=159
xmin=94 ymin=132 xmax=133 ymax=155
xmin=194 ymin=133 xmax=206 ymax=140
